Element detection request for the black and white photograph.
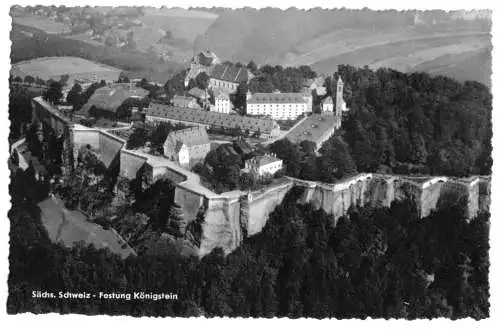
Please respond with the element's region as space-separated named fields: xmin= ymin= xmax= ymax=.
xmin=3 ymin=0 xmax=496 ymax=322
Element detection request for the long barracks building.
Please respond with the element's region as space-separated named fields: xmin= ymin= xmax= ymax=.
xmin=144 ymin=103 xmax=281 ymax=138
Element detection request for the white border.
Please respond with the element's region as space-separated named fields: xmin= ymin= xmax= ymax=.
xmin=1 ymin=0 xmax=498 ymax=328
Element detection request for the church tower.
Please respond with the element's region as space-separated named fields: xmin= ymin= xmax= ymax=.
xmin=335 ymin=75 xmax=344 ymax=117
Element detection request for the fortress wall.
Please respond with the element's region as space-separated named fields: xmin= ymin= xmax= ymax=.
xmin=199 ymin=198 xmax=242 ymax=257
xmin=98 ymin=131 xmax=125 ymax=168
xmin=162 ymin=167 xmax=189 ymax=185
xmin=478 ymin=179 xmax=491 ymax=213
xmin=440 ymin=181 xmax=479 ymax=219
xmin=72 ymin=129 xmax=101 ymax=151
xmin=365 ymin=176 xmax=396 ymax=208
xmin=246 ymin=182 xmax=295 ymax=236
xmin=119 ymin=150 xmax=148 ymax=179
xmin=420 ymin=181 xmax=445 ymax=218
xmin=32 ymin=98 xmax=72 ymax=135
xmin=174 ymin=185 xmax=205 ymax=224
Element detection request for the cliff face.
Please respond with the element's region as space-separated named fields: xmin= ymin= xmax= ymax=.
xmin=195 ymin=174 xmax=491 ymax=257
xmin=199 ymin=198 xmax=242 ymax=257
xmin=245 ymin=182 xmax=296 ymax=236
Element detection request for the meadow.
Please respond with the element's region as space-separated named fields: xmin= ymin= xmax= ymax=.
xmin=12 ymin=14 xmax=70 ymax=35
xmin=11 ymin=57 xmax=122 ymax=83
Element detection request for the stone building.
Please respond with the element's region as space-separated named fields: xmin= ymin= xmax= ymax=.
xmin=144 ymin=103 xmax=281 ymax=139
xmin=163 ymin=126 xmax=211 ymax=169
xmin=184 ymin=51 xmax=253 ymax=92
xmin=208 ymin=64 xmax=253 ymax=92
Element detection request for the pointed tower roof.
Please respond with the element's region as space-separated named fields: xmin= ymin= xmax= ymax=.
xmin=337 ymin=75 xmax=343 ymax=85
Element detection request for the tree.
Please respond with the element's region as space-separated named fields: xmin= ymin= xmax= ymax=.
xmin=66 ymin=83 xmax=82 ymax=108
xmin=269 ymin=139 xmax=304 ymax=177
xmin=195 ymin=72 xmax=210 ymax=90
xmin=319 ymin=136 xmax=357 ymax=182
xmin=23 ymin=75 xmax=35 ymax=85
xmin=43 ymin=81 xmax=63 ymax=104
xmin=233 ymin=82 xmax=248 ymax=111
xmin=409 ymin=132 xmax=428 ymax=165
xmin=246 ymin=60 xmax=258 ymax=73
xmin=59 ymin=74 xmax=70 ymax=86
xmin=239 ymin=172 xmax=257 ymax=190
xmin=126 ymin=128 xmax=148 ymax=150
xmin=150 ymin=122 xmax=174 ymax=151
xmin=13 ymin=76 xmax=22 ymax=83
xmin=118 ymin=72 xmax=130 ymax=83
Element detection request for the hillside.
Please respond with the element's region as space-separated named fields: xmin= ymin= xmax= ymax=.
xmin=11 ymin=56 xmax=122 ymax=83
xmin=195 ymin=8 xmax=491 ymax=86
xmin=10 ymin=23 xmax=184 ymax=83
xmin=11 ymin=6 xmax=219 ymax=67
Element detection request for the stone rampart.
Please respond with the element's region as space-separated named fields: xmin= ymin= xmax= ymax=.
xmin=119 ymin=149 xmax=148 ymax=180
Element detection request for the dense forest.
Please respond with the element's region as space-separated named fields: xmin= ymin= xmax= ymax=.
xmin=336 ymin=65 xmax=492 ymax=177
xmin=269 ymin=65 xmax=492 ymax=182
xmin=8 ymin=163 xmax=490 ymax=318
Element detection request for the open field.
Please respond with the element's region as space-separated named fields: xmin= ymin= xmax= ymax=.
xmin=369 ymin=40 xmax=487 ymax=72
xmin=285 ymin=28 xmax=489 ymax=67
xmin=11 ymin=56 xmax=122 ymax=83
xmin=308 ymin=32 xmax=491 ymax=86
xmin=11 ymin=24 xmax=184 ymax=83
xmin=414 ymin=48 xmax=492 ymax=86
xmin=139 ymin=9 xmax=218 ymax=43
xmin=12 ymin=14 xmax=70 ymax=34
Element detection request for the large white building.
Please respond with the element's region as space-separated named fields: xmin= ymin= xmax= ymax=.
xmin=243 ymin=153 xmax=283 ymax=177
xmin=246 ymin=91 xmax=311 ymax=120
xmin=210 ymin=90 xmax=232 ymax=114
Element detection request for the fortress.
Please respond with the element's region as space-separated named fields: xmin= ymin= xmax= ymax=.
xmin=31 ymin=96 xmax=492 ymax=258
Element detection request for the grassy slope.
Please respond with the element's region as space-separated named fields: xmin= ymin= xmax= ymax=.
xmin=11 ymin=23 xmax=184 ymax=83
xmin=12 ymin=14 xmax=70 ymax=34
xmin=12 ymin=8 xmax=218 ymax=67
xmin=195 ymin=8 xmax=416 ymax=64
xmin=197 ymin=9 xmax=491 ymax=85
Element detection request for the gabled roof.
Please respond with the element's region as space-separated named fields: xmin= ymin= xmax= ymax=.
xmin=210 ymin=64 xmax=252 ymax=84
xmin=247 ymin=154 xmax=282 ymax=168
xmin=145 ymin=103 xmax=279 ymax=134
xmin=218 ymin=143 xmax=239 ymax=157
xmin=166 ymin=126 xmax=210 ymax=149
xmin=188 ymin=87 xmax=207 ymax=99
xmin=172 ymin=95 xmax=197 ymax=108
xmin=213 ymin=89 xmax=230 ymax=100
xmin=322 ymin=96 xmax=334 ymax=104
xmin=79 ymin=85 xmax=148 ymax=116
xmin=247 ymin=92 xmax=307 ymax=104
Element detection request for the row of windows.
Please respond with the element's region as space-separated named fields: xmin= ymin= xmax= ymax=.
xmin=250 ymin=104 xmax=305 ymax=108
xmin=211 ymin=80 xmax=238 ymax=90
